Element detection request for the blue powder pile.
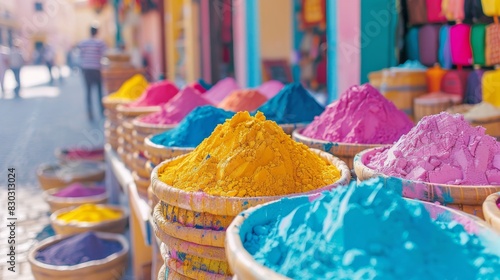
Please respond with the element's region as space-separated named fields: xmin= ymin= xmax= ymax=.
xmin=244 ymin=178 xmax=500 ymax=279
xmin=151 ymin=105 xmax=235 ymax=147
xmin=36 ymin=232 xmax=122 ymax=266
xmin=255 ymin=83 xmax=324 ymax=124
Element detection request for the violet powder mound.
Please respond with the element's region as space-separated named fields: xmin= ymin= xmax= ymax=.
xmin=35 ymin=232 xmax=122 ymax=266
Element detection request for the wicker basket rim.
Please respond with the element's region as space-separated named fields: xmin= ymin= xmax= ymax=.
xmin=28 ymin=232 xmax=129 ymax=270
xmin=151 ymin=148 xmax=351 ymax=204
xmin=43 ymin=187 xmax=108 ymax=203
xmin=36 ymin=163 xmax=105 ymax=178
xmin=292 ymin=128 xmax=385 ymax=148
xmin=50 ymin=204 xmax=128 ymax=227
xmin=468 ymin=114 xmax=500 ymax=124
xmin=356 ymin=147 xmax=500 ymax=189
xmin=132 ymin=118 xmax=178 ymax=130
xmin=144 ymin=136 xmax=197 ymax=152
xmin=116 ymin=104 xmax=160 ymax=114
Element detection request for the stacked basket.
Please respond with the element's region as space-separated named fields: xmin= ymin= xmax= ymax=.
xmin=151 ymin=150 xmax=351 ymax=279
xmin=130 ymin=119 xmax=176 ymax=197
xmin=447 ymin=105 xmax=500 ymax=140
xmin=102 ymin=97 xmax=127 ymax=151
xmin=115 ymin=105 xmax=160 ymax=170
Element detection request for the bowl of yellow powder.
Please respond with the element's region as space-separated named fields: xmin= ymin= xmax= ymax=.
xmin=151 ymin=112 xmax=350 ymax=247
xmin=51 ymin=204 xmax=128 ymax=236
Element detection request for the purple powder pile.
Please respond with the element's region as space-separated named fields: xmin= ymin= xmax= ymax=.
xmin=36 ymin=232 xmax=122 ymax=266
xmin=53 ymin=183 xmax=106 ymax=198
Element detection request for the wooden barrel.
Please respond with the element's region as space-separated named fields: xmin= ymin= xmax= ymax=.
xmin=414 ymin=93 xmax=462 ymax=122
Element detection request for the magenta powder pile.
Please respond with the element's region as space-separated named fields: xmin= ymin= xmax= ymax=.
xmin=368 ymin=112 xmax=500 ymax=185
xmin=302 ymin=84 xmax=413 ymax=144
xmin=53 ymin=183 xmax=106 ymax=198
xmin=126 ymin=80 xmax=179 ymax=107
xmin=138 ymin=86 xmax=213 ymax=125
xmin=203 ymin=77 xmax=240 ymax=105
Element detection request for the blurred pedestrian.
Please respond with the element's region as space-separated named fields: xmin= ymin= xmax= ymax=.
xmin=78 ymin=25 xmax=107 ymax=121
xmin=0 ymin=45 xmax=9 ymax=97
xmin=9 ymin=40 xmax=24 ymax=98
xmin=43 ymin=44 xmax=55 ymax=84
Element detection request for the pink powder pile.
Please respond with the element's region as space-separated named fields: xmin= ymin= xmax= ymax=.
xmin=126 ymin=81 xmax=179 ymax=108
xmin=204 ymin=77 xmax=240 ymax=104
xmin=302 ymin=84 xmax=413 ymax=144
xmin=53 ymin=183 xmax=106 ymax=198
xmin=367 ymin=112 xmax=500 ymax=185
xmin=258 ymin=80 xmax=284 ymax=99
xmin=138 ymin=86 xmax=213 ymax=125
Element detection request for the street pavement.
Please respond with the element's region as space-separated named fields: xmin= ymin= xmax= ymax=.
xmin=0 ymin=65 xmax=106 ymax=279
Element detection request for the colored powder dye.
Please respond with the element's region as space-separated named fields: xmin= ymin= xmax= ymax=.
xmin=255 ymin=83 xmax=324 ymax=124
xmin=302 ymin=84 xmax=413 ymax=144
xmin=150 ymin=105 xmax=235 ymax=147
xmin=53 ymin=183 xmax=105 ymax=198
xmin=368 ymin=112 xmax=500 ymax=185
xmin=219 ymin=89 xmax=268 ymax=112
xmin=137 ymin=86 xmax=213 ymax=125
xmin=189 ymin=81 xmax=208 ymax=94
xmin=257 ymin=80 xmax=284 ymax=99
xmin=204 ymin=77 xmax=240 ymax=104
xmin=158 ymin=112 xmax=341 ymax=197
xmin=36 ymin=232 xmax=122 ymax=266
xmin=126 ymin=80 xmax=179 ymax=107
xmin=392 ymin=59 xmax=427 ymax=70
xmin=463 ymin=102 xmax=500 ymax=121
xmin=107 ymin=74 xmax=149 ymax=101
xmin=57 ymin=204 xmax=122 ymax=223
xmin=245 ymin=178 xmax=500 ymax=279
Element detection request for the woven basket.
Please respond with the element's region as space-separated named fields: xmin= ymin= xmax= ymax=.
xmin=144 ymin=137 xmax=194 ymax=166
xmin=292 ymin=129 xmax=382 ymax=170
xmin=151 ymin=149 xmax=350 ymax=247
xmin=353 ymin=147 xmax=500 ymax=218
xmin=278 ymin=123 xmax=307 ymax=136
xmin=102 ymin=96 xmax=128 ymax=110
xmin=132 ymin=171 xmax=151 ymax=196
xmin=148 ymin=186 xmax=160 ymax=214
xmin=28 ymin=232 xmax=128 ymax=280
xmin=152 ymin=149 xmax=350 ymax=278
xmin=162 ymin=250 xmax=231 ymax=280
xmin=413 ymin=93 xmax=462 ymax=122
xmin=483 ymin=193 xmax=500 ymax=233
xmin=55 ymin=148 xmax=104 ymax=163
xmin=116 ymin=104 xmax=160 ymax=118
xmin=132 ymin=131 xmax=150 ymax=154
xmin=43 ymin=186 xmax=108 ymax=213
xmin=131 ymin=152 xmax=150 ymax=179
xmin=225 ymin=194 xmax=499 ymax=280
xmin=132 ymin=118 xmax=176 ymax=137
xmin=37 ymin=163 xmax=105 ymax=191
xmin=50 ymin=204 xmax=128 ymax=236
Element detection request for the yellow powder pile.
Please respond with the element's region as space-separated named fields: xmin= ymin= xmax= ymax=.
xmin=107 ymin=74 xmax=149 ymax=101
xmin=158 ymin=112 xmax=341 ymax=197
xmin=57 ymin=204 xmax=122 ymax=223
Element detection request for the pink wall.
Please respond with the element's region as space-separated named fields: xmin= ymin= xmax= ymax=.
xmin=139 ymin=10 xmax=163 ymax=81
xmin=337 ymin=0 xmax=361 ymax=96
xmin=232 ymin=0 xmax=246 ymax=87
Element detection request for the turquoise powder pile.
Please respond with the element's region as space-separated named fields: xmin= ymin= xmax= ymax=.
xmin=244 ymin=178 xmax=500 ymax=279
xmin=254 ymin=83 xmax=324 ymax=124
xmin=150 ymin=105 xmax=235 ymax=147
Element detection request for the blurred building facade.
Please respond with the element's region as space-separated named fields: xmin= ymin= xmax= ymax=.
xmin=0 ymin=0 xmax=16 ymax=47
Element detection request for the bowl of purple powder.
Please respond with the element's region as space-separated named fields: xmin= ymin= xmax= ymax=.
xmin=483 ymin=193 xmax=500 ymax=233
xmin=28 ymin=231 xmax=128 ymax=280
xmin=43 ymin=182 xmax=108 ymax=213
